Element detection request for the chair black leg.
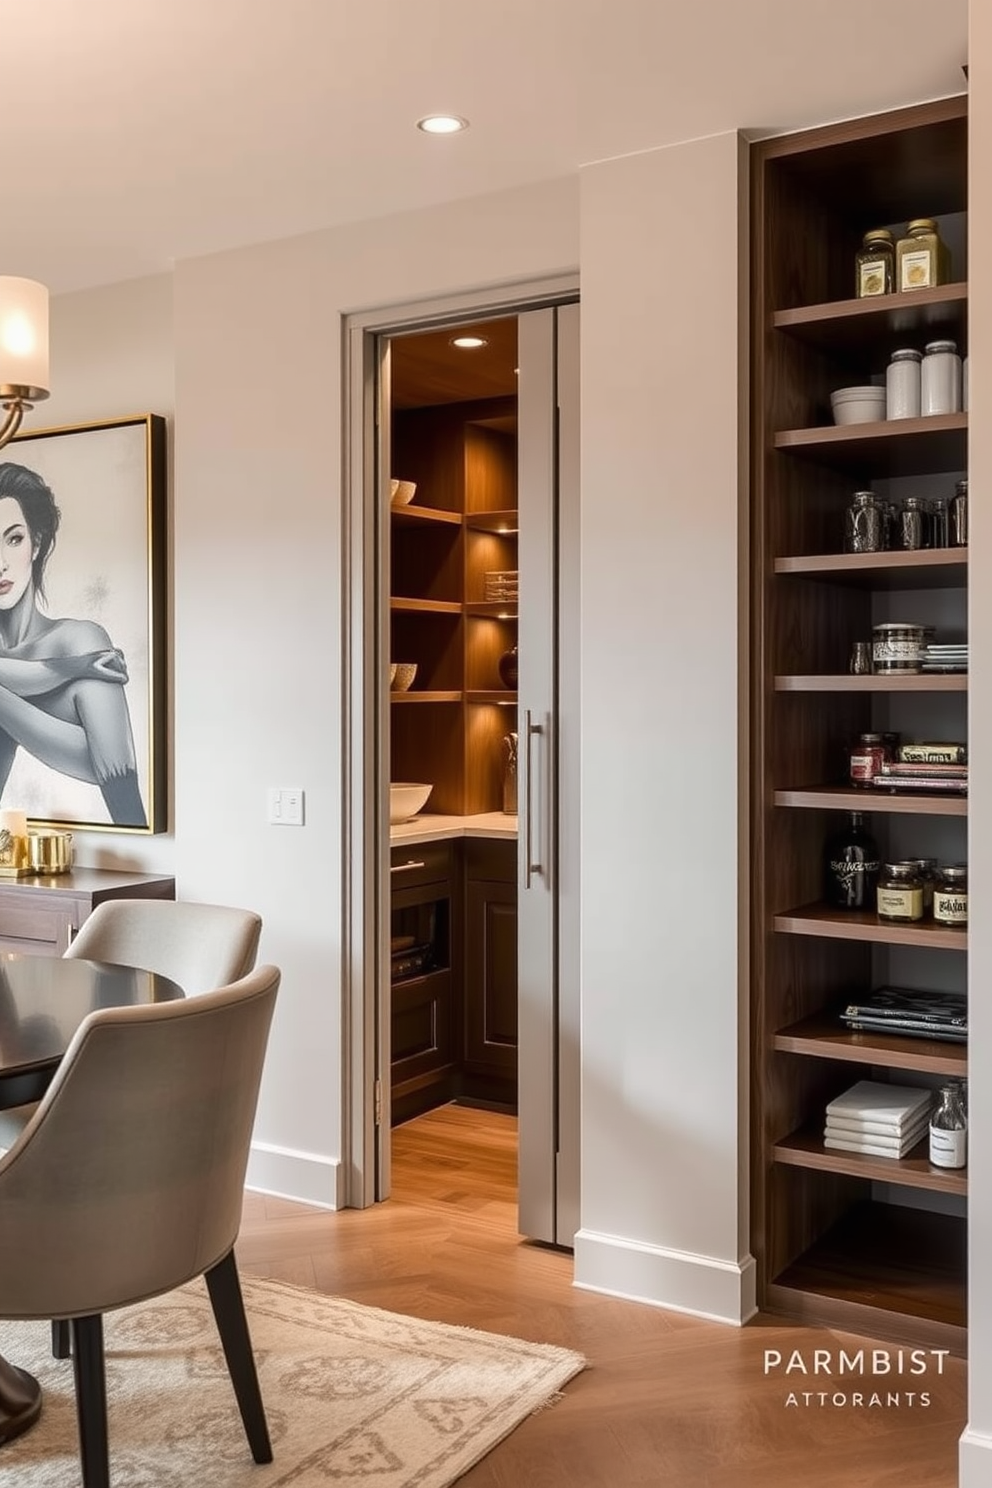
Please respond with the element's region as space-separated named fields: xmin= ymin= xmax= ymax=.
xmin=204 ymin=1250 xmax=273 ymax=1463
xmin=51 ymin=1319 xmax=71 ymax=1359
xmin=71 ymin=1314 xmax=109 ymax=1488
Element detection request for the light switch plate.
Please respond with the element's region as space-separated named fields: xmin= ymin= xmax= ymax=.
xmin=267 ymin=787 xmax=305 ymax=825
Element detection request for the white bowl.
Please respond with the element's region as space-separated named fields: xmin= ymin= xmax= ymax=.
xmin=389 ymin=782 xmax=432 ymax=823
xmin=390 ymin=479 xmax=417 ymax=507
xmin=830 ymin=385 xmax=886 ymax=426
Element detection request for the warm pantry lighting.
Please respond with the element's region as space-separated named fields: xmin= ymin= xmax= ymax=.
xmin=451 ymin=336 xmax=488 ymax=349
xmin=0 ymin=277 xmax=50 ymax=450
xmin=417 ymin=114 xmax=469 ymax=134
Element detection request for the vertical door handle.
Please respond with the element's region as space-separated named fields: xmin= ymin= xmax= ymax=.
xmin=524 ymin=709 xmax=543 ymax=888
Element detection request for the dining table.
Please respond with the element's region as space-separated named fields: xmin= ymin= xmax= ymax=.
xmin=0 ymin=951 xmax=183 ymax=1446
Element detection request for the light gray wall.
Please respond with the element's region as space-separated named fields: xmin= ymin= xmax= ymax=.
xmin=573 ymin=132 xmax=751 ymax=1321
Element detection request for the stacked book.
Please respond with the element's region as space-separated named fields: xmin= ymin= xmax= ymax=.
xmin=922 ymin=642 xmax=968 ymax=673
xmin=824 ymin=1079 xmax=934 ymax=1159
xmin=841 ymin=985 xmax=967 ymax=1043
xmin=875 ymin=740 xmax=968 ymax=795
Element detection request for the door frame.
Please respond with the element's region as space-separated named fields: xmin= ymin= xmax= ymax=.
xmin=342 ymin=273 xmax=579 ymax=1209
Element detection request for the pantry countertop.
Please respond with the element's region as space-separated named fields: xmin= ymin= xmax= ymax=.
xmin=389 ymin=811 xmax=517 ymax=845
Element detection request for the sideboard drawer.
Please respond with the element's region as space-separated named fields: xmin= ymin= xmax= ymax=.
xmin=0 ymin=902 xmax=77 ymax=955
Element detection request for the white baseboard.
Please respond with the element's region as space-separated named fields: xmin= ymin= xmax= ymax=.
xmin=573 ymin=1228 xmax=757 ymax=1325
xmin=245 ymin=1140 xmax=343 ymax=1210
xmin=960 ymin=1429 xmax=992 ymax=1486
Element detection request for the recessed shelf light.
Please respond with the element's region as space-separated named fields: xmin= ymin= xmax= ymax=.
xmin=417 ymin=114 xmax=469 ymax=135
xmin=450 ymin=335 xmax=488 ymax=349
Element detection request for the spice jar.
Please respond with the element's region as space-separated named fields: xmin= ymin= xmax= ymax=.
xmin=856 ymin=229 xmax=895 ymax=297
xmin=886 ymin=348 xmax=922 ymax=420
xmin=921 ymin=340 xmax=962 ymax=416
xmin=843 ymin=490 xmax=885 ymax=554
xmin=929 ymin=496 xmax=949 ymax=548
xmin=933 ymin=864 xmax=968 ymax=927
xmin=849 ymin=732 xmax=887 ymax=788
xmin=896 ymin=217 xmax=951 ymax=291
xmin=929 ymin=1084 xmax=967 ymax=1169
xmin=908 ymin=858 xmax=938 ymax=914
xmin=877 ymin=862 xmax=924 ymax=923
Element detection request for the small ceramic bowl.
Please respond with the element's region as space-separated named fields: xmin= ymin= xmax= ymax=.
xmin=389 ymin=782 xmax=433 ymax=823
xmin=392 ymin=662 xmax=417 ymax=692
xmin=390 ymin=479 xmax=417 ymax=507
xmin=389 ymin=663 xmax=398 ymax=687
xmin=830 ymin=385 xmax=887 ymax=426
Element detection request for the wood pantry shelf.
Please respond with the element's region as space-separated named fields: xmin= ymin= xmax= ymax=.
xmin=767 ymin=1202 xmax=966 ymax=1350
xmin=773 ymin=282 xmax=968 ymax=353
xmin=774 ymin=903 xmax=968 ymax=950
xmin=774 ymin=785 xmax=967 ymax=816
xmin=466 ymin=691 xmax=517 ymax=705
xmin=773 ymin=1013 xmax=967 ymax=1076
xmin=773 ymin=413 xmax=967 ymax=477
xmin=464 ymin=509 xmax=518 ymax=534
xmin=391 ymin=597 xmax=462 ymax=615
xmin=775 ymin=673 xmax=967 ymax=692
xmin=390 ymin=691 xmax=461 ymax=704
xmin=465 ymin=603 xmax=518 ymax=619
xmin=390 ymin=504 xmax=462 ymax=528
xmin=774 ymin=1125 xmax=966 ymax=1196
xmin=774 ymin=549 xmax=968 ymax=590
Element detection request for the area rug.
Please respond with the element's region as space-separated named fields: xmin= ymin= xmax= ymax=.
xmin=0 ymin=1274 xmax=585 ymax=1487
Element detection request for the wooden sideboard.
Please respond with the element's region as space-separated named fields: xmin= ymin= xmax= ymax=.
xmin=0 ymin=870 xmax=176 ymax=957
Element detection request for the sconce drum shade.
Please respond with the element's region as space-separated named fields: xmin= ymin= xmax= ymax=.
xmin=0 ymin=277 xmax=50 ymax=400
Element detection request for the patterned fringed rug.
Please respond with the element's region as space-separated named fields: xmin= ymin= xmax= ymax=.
xmin=0 ymin=1274 xmax=584 ymax=1486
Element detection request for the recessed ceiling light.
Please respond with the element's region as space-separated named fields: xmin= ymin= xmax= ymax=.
xmin=451 ymin=335 xmax=488 ymax=349
xmin=417 ymin=114 xmax=469 ymax=135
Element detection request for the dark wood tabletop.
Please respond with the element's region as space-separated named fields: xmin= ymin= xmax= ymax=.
xmin=0 ymin=952 xmax=183 ymax=1112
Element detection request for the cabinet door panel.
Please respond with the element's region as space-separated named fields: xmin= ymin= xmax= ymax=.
xmin=465 ymin=879 xmax=518 ymax=1077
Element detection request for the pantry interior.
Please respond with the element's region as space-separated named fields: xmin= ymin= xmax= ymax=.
xmin=384 ymin=313 xmax=522 ymax=1177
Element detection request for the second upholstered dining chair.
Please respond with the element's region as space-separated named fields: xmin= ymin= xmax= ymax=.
xmin=0 ymin=964 xmax=280 ymax=1488
xmin=64 ymin=897 xmax=263 ymax=995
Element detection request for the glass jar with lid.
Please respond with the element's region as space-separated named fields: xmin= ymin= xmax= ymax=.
xmin=921 ymin=340 xmax=962 ymax=416
xmin=849 ymin=732 xmax=887 ymax=788
xmin=856 ymin=229 xmax=895 ymax=297
xmin=908 ymin=858 xmax=938 ymax=913
xmin=843 ymin=490 xmax=885 ymax=553
xmin=896 ymin=218 xmax=951 ymax=291
xmin=886 ymin=348 xmax=921 ymax=420
xmin=933 ymin=864 xmax=968 ymax=927
xmin=877 ymin=862 xmax=924 ymax=922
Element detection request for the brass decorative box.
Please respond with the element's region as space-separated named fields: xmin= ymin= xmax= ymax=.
xmin=26 ymin=830 xmax=74 ymax=875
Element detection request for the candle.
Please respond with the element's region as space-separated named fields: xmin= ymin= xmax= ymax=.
xmin=0 ymin=810 xmax=28 ymax=837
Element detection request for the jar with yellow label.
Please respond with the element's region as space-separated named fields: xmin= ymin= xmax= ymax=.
xmin=855 ymin=229 xmax=895 ymax=297
xmin=933 ymin=864 xmax=968 ymax=928
xmin=896 ymin=218 xmax=951 ymax=292
xmin=877 ymin=862 xmax=924 ymax=923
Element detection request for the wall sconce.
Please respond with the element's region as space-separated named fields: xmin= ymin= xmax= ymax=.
xmin=0 ymin=277 xmax=50 ymax=450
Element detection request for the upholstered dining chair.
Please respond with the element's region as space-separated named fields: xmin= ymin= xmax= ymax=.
xmin=65 ymin=897 xmax=263 ymax=994
xmin=0 ymin=964 xmax=280 ymax=1488
xmin=0 ymin=899 xmax=262 ymax=1156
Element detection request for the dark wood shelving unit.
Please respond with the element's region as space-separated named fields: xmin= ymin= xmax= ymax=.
xmin=774 ymin=903 xmax=968 ymax=951
xmin=750 ymin=93 xmax=969 ymax=1355
xmin=774 ymin=785 xmax=967 ymax=816
xmin=773 ymin=1013 xmax=966 ymax=1076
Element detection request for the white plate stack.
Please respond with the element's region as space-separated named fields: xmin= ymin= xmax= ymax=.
xmin=824 ymin=1080 xmax=933 ymax=1158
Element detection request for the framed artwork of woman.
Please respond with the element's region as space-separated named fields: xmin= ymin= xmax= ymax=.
xmin=0 ymin=415 xmax=166 ymax=833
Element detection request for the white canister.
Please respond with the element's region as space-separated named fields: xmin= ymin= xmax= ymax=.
xmin=921 ymin=339 xmax=962 ymax=416
xmin=886 ymin=348 xmax=922 ymax=420
xmin=963 ymin=354 xmax=969 ymax=413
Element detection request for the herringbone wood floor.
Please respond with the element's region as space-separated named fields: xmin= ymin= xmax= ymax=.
xmin=237 ymin=1104 xmax=967 ymax=1487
